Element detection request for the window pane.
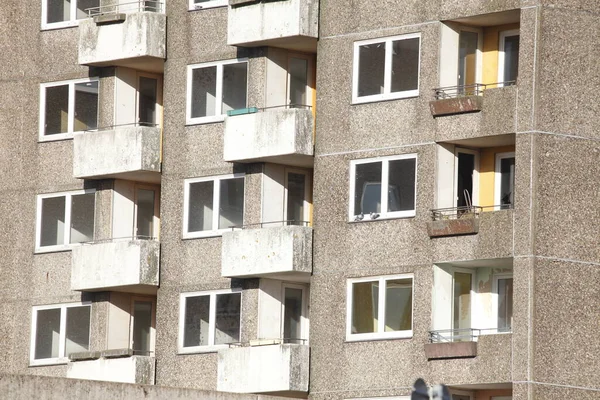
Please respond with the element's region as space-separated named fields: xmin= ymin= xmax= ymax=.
xmin=70 ymin=193 xmax=95 ymax=244
xmin=457 ymin=153 xmax=475 ymax=208
xmin=497 ymin=278 xmax=513 ymax=331
xmin=35 ymin=308 xmax=61 ymax=359
xmin=183 ymin=296 xmax=210 ymax=347
xmin=136 ymin=189 xmax=155 ymax=238
xmin=188 ymin=181 xmax=214 ymax=232
xmin=453 ymin=272 xmax=472 ymax=331
xmin=458 ymin=31 xmax=478 ymax=90
xmin=503 ymin=35 xmax=520 ymax=83
xmin=76 ymin=0 xmax=99 ymax=19
xmin=74 ymin=81 xmax=98 ymax=132
xmin=388 ymin=158 xmax=416 ymax=212
xmin=215 ymin=293 xmax=241 ymax=345
xmin=191 ymin=67 xmax=217 ymax=118
xmin=222 ymin=62 xmax=248 ymax=114
xmin=41 ymin=196 xmax=66 ymax=247
xmin=44 ymin=85 xmax=69 ymax=135
xmin=283 ymin=288 xmax=303 ymax=341
xmin=354 ymin=162 xmax=382 ymax=215
xmin=384 ymin=278 xmax=412 ymax=332
xmin=391 ymin=38 xmax=419 ymax=92
xmin=132 ymin=301 xmax=153 ymax=354
xmin=286 ymin=173 xmax=306 ymax=225
xmin=289 ymin=57 xmax=308 ymax=107
xmin=65 ymin=306 xmax=90 ymax=356
xmin=358 ymin=43 xmax=385 ymax=97
xmin=500 ymin=157 xmax=515 ymax=209
xmin=47 ymin=0 xmax=71 ymax=24
xmin=351 ymin=281 xmax=378 ymax=334
xmin=138 ymin=77 xmax=158 ymax=126
xmin=218 ymin=178 xmax=244 ymax=230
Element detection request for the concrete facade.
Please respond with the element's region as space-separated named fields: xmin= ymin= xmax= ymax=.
xmin=1 ymin=1 xmax=600 ymax=400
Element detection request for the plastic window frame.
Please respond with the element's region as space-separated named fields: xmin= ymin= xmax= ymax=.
xmin=35 ymin=189 xmax=96 ymax=254
xmin=178 ymin=288 xmax=243 ymax=354
xmin=30 ymin=302 xmax=92 ymax=366
xmin=352 ymin=33 xmax=421 ymax=104
xmin=185 ymin=58 xmax=249 ymax=125
xmin=346 ymin=274 xmax=414 ymax=342
xmin=38 ymin=77 xmax=100 ymax=142
xmin=348 ymin=153 xmax=417 ymax=222
xmin=182 ymin=173 xmax=245 ymax=239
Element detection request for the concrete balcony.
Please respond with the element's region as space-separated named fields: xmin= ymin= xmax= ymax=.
xmin=222 ymin=226 xmax=312 ymax=281
xmin=223 ymin=108 xmax=314 ymax=168
xmin=73 ymin=126 xmax=161 ymax=183
xmin=71 ymin=239 xmax=160 ymax=294
xmin=217 ymin=344 xmax=309 ymax=394
xmin=67 ymin=352 xmax=155 ymax=385
xmin=78 ymin=10 xmax=166 ymax=73
xmin=227 ymin=0 xmax=318 ymax=52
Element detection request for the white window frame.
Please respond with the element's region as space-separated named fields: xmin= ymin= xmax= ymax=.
xmin=39 ymin=77 xmax=100 ymax=142
xmin=497 ymin=29 xmax=520 ymax=86
xmin=35 ymin=189 xmax=96 ymax=253
xmin=280 ymin=283 xmax=310 ymax=343
xmin=348 ymin=154 xmax=417 ymax=222
xmin=352 ymin=33 xmax=421 ymax=104
xmin=456 ymin=27 xmax=483 ymax=88
xmin=186 ymin=59 xmax=249 ymax=125
xmin=30 ymin=302 xmax=92 ymax=366
xmin=492 ymin=273 xmax=514 ymax=333
xmin=283 ymin=168 xmax=312 ymax=226
xmin=178 ymin=288 xmax=242 ymax=354
xmin=453 ymin=148 xmax=480 ymax=208
xmin=188 ymin=0 xmax=228 ymax=11
xmin=41 ymin=0 xmax=93 ymax=30
xmin=451 ymin=268 xmax=476 ymax=334
xmin=129 ymin=296 xmax=157 ymax=356
xmin=182 ymin=173 xmax=245 ymax=239
xmin=346 ymin=274 xmax=414 ymax=342
xmin=133 ymin=184 xmax=161 ymax=239
xmin=494 ymin=151 xmax=515 ymax=210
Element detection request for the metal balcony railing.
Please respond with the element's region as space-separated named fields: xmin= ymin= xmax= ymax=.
xmin=86 ymin=0 xmax=164 ymax=17
xmin=230 ymin=220 xmax=311 ymax=230
xmin=433 ymin=81 xmax=516 ymax=100
xmin=429 ymin=327 xmax=512 ymax=343
xmin=226 ymin=104 xmax=312 ymax=117
xmin=430 ymin=206 xmax=483 ymax=221
xmin=79 ymin=235 xmax=158 ymax=245
xmin=84 ymin=122 xmax=159 ymax=133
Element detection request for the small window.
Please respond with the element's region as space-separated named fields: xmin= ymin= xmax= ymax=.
xmin=347 ymin=275 xmax=414 ymax=341
xmin=39 ymin=78 xmax=99 ymax=141
xmin=352 ymin=33 xmax=421 ymax=104
xmin=178 ymin=289 xmax=242 ymax=353
xmin=186 ymin=59 xmax=248 ymax=125
xmin=30 ymin=303 xmax=91 ymax=365
xmin=189 ymin=0 xmax=228 ymax=10
xmin=349 ymin=154 xmax=417 ymax=221
xmin=36 ymin=190 xmax=96 ymax=252
xmin=41 ymin=0 xmax=99 ymax=30
xmin=183 ymin=174 xmax=245 ymax=238
xmin=495 ymin=152 xmax=515 ymax=210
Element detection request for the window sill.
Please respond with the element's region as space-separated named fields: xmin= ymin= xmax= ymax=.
xmin=34 ymin=244 xmax=80 ymax=254
xmin=29 ymin=358 xmax=69 ymax=367
xmin=38 ymin=133 xmax=75 ymax=143
xmin=348 ymin=211 xmax=416 ymax=223
xmin=185 ymin=115 xmax=226 ymax=126
xmin=41 ymin=20 xmax=80 ymax=31
xmin=177 ymin=345 xmax=228 ymax=355
xmin=351 ymin=90 xmax=419 ymax=105
xmin=188 ymin=4 xmax=228 ymax=11
xmin=345 ymin=332 xmax=413 ymax=343
xmin=182 ymin=229 xmax=234 ymax=240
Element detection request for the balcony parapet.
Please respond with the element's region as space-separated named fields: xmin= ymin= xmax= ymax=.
xmin=67 ymin=352 xmax=155 ymax=385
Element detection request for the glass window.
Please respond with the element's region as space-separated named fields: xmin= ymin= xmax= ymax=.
xmin=37 ymin=191 xmax=95 ymax=251
xmin=43 ymin=0 xmax=99 ymax=29
xmin=40 ymin=78 xmax=99 ymax=140
xmin=350 ymin=155 xmax=417 ymax=221
xmin=31 ymin=304 xmax=91 ymax=364
xmin=132 ymin=301 xmax=153 ymax=355
xmin=347 ymin=275 xmax=413 ymax=340
xmin=496 ymin=277 xmax=513 ymax=332
xmin=453 ymin=271 xmax=472 ymax=333
xmin=184 ymin=175 xmax=244 ymax=238
xmin=283 ymin=287 xmax=304 ymax=342
xmin=353 ymin=33 xmax=421 ymax=103
xmin=286 ymin=172 xmax=307 ymax=225
xmin=179 ymin=290 xmax=242 ymax=352
xmin=496 ymin=154 xmax=515 ymax=210
xmin=136 ymin=189 xmax=156 ymax=238
xmin=187 ymin=60 xmax=248 ymax=124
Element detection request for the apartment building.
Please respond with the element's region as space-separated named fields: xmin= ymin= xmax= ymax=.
xmin=0 ymin=0 xmax=598 ymax=399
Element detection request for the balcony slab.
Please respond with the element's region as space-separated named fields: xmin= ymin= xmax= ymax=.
xmin=67 ymin=355 xmax=155 ymax=385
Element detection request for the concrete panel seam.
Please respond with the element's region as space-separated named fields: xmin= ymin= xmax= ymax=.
xmin=516 ymin=130 xmax=600 ymax=141
xmin=316 ymin=141 xmax=435 ymax=158
xmin=320 ymin=20 xmax=438 ymax=40
xmin=512 ymin=380 xmax=600 ymax=392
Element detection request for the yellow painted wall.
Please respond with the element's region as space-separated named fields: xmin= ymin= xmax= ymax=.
xmin=482 ymin=23 xmax=520 ymax=86
xmin=479 ymin=145 xmax=515 ymax=210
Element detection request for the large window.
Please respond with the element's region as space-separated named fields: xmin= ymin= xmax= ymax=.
xmin=188 ymin=0 xmax=228 ymax=10
xmin=186 ymin=59 xmax=248 ymax=125
xmin=178 ymin=289 xmax=242 ymax=353
xmin=41 ymin=0 xmax=99 ymax=30
xmin=39 ymin=78 xmax=99 ymax=141
xmin=30 ymin=303 xmax=91 ymax=365
xmin=35 ymin=190 xmax=96 ymax=252
xmin=352 ymin=33 xmax=421 ymax=104
xmin=346 ymin=275 xmax=414 ymax=341
xmin=183 ymin=174 xmax=245 ymax=238
xmin=349 ymin=154 xmax=417 ymax=221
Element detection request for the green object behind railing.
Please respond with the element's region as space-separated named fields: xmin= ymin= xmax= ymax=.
xmin=226 ymin=107 xmax=258 ymax=116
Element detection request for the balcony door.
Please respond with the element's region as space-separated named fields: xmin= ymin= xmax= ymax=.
xmin=286 ymin=53 xmax=315 ymax=110
xmin=454 ymin=148 xmax=479 ymax=208
xmin=457 ymin=29 xmax=482 ymax=94
xmin=281 ymin=284 xmax=309 ymax=344
xmin=498 ymin=30 xmax=520 ymax=86
xmin=284 ymin=169 xmax=312 ymax=226
xmin=130 ymin=297 xmax=156 ymax=356
xmin=493 ymin=274 xmax=514 ymax=333
xmin=495 ymin=152 xmax=515 ymax=209
xmin=452 ymin=269 xmax=474 ymax=340
xmin=136 ymin=73 xmax=163 ymax=127
xmin=134 ymin=185 xmax=160 ymax=239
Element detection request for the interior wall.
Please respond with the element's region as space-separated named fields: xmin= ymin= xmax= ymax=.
xmin=107 ymin=292 xmax=132 ymax=350
xmin=261 ymin=163 xmax=286 ymax=226
xmin=114 ymin=67 xmax=137 ymax=126
xmin=112 ymin=179 xmax=135 ymax=238
xmin=257 ymin=278 xmax=283 ymax=340
xmin=482 ymin=23 xmax=520 ymax=86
